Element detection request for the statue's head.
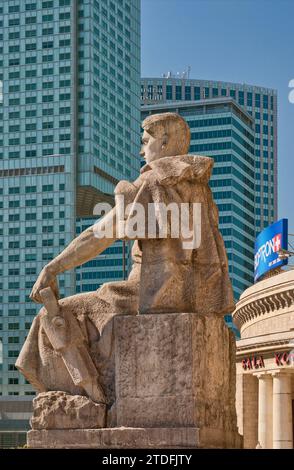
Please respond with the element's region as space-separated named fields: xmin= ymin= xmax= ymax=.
xmin=140 ymin=112 xmax=191 ymax=163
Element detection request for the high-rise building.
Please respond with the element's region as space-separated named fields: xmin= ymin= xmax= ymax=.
xmin=141 ymin=77 xmax=277 ymax=333
xmin=0 ymin=0 xmax=141 ymax=399
xmin=141 ymin=77 xmax=277 ymax=233
xmin=141 ymin=98 xmax=256 ymax=300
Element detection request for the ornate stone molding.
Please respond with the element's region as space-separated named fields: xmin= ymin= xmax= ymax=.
xmin=233 ymin=287 xmax=294 ymax=331
xmin=236 ymin=338 xmax=294 ymax=353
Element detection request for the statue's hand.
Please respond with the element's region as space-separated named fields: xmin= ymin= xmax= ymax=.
xmin=29 ymin=266 xmax=59 ymax=304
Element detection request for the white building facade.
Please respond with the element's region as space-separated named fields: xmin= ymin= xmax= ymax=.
xmin=233 ymin=270 xmax=294 ymax=449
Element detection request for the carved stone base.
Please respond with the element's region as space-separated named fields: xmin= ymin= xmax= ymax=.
xmin=27 ymin=427 xmax=242 ymax=449
xmin=30 ymin=391 xmax=106 ymax=430
xmin=28 ymin=313 xmax=242 ymax=448
xmin=112 ymin=313 xmax=239 ymax=431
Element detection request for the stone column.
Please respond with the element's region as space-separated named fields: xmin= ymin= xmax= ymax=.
xmin=272 ymin=372 xmax=293 ymax=449
xmin=256 ymin=373 xmax=272 ymax=449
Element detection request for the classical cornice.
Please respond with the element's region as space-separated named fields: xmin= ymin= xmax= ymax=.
xmin=232 ymin=273 xmax=294 ymax=331
xmin=236 ymin=337 xmax=294 ymax=354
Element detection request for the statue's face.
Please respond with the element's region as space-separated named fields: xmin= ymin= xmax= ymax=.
xmin=140 ymin=130 xmax=168 ymax=164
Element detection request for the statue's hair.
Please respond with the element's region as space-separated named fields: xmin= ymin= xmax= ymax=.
xmin=142 ymin=112 xmax=190 ymax=155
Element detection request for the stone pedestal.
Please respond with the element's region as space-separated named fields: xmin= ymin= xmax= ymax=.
xmin=27 ymin=427 xmax=241 ymax=449
xmin=28 ymin=313 xmax=242 ymax=449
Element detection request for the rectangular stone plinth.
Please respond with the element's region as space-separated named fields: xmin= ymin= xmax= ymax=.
xmin=113 ymin=313 xmax=238 ymax=432
xmin=27 ymin=427 xmax=242 ymax=449
xmin=27 ymin=313 xmax=242 ymax=449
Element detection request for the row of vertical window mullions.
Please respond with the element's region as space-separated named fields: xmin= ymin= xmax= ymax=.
xmin=1 ymin=0 xmax=71 ymax=14
xmin=8 ymin=81 xmax=71 ymax=92
xmin=146 ymin=85 xmax=274 ymax=108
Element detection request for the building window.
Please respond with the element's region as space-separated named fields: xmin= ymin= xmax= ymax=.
xmin=42 ymin=1 xmax=54 ymax=7
xmin=26 ymin=30 xmax=37 ymax=38
xmin=8 ymin=337 xmax=19 ymax=344
xmin=26 ymin=3 xmax=37 ymax=11
xmin=247 ymin=92 xmax=252 ymax=106
xmin=59 ymin=25 xmax=70 ymax=33
xmin=59 ymin=12 xmax=71 ymax=20
xmin=166 ymin=85 xmax=172 ymax=100
xmin=9 ymin=57 xmax=20 ymax=66
xmin=255 ymin=93 xmax=261 ymax=107
xmin=9 ymin=5 xmax=20 ymax=12
xmin=43 ymin=108 xmax=54 ymax=115
xmin=25 ymin=240 xmax=37 ymax=247
xmin=42 ymin=95 xmax=54 ymax=102
xmin=43 ymin=54 xmax=53 ymax=62
xmin=26 ymin=43 xmax=36 ymax=51
xmin=26 ymin=56 xmax=37 ymax=64
xmin=42 ymin=14 xmax=53 ymax=22
xmin=263 ymin=94 xmax=268 ymax=109
xmin=9 ymin=378 xmax=19 ymax=385
xmin=26 ymin=96 xmax=36 ymax=104
xmin=26 ymin=150 xmax=37 ymax=157
xmin=9 ymin=45 xmax=20 ymax=53
xmin=42 ymin=41 xmax=53 ymax=49
xmin=204 ymin=87 xmax=210 ymax=98
xmin=194 ymin=86 xmax=200 ymax=100
xmin=43 ymin=122 xmax=53 ymax=129
xmin=175 ymin=86 xmax=182 ymax=100
xmin=26 ymin=70 xmax=37 ymax=77
xmin=238 ymin=91 xmax=244 ymax=105
xmin=9 ymin=18 xmax=20 ymax=26
xmin=26 ymin=83 xmax=37 ymax=91
xmin=185 ymin=86 xmax=191 ymax=100
xmin=9 ymin=32 xmax=20 ymax=40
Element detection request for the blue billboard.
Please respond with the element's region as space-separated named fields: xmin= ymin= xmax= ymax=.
xmin=254 ymin=219 xmax=288 ymax=282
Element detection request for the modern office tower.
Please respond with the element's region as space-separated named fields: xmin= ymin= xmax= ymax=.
xmin=141 ymin=78 xmax=277 ymax=335
xmin=141 ymin=98 xmax=256 ymax=302
xmin=141 ymin=77 xmax=277 ymax=235
xmin=76 ymin=219 xmax=133 ymax=293
xmin=0 ymin=0 xmax=141 ymax=399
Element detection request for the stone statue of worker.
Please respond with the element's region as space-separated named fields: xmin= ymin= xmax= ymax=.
xmin=16 ymin=112 xmax=234 ymax=408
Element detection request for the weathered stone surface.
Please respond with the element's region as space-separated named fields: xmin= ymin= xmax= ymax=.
xmin=114 ymin=313 xmax=238 ymax=432
xmin=27 ymin=427 xmax=242 ymax=449
xmin=16 ymin=112 xmax=240 ymax=449
xmin=16 ymin=114 xmax=235 ymax=404
xmin=30 ymin=391 xmax=106 ymax=430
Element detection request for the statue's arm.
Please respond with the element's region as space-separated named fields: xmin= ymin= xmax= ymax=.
xmin=30 ymin=208 xmax=117 ymax=303
xmin=48 ymin=207 xmax=117 ymax=274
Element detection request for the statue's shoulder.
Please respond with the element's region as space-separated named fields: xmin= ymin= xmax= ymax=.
xmin=140 ymin=154 xmax=214 ymax=187
xmin=114 ymin=154 xmax=214 ymax=198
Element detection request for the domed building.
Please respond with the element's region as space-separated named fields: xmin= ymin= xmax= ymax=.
xmin=233 ymin=269 xmax=294 ymax=449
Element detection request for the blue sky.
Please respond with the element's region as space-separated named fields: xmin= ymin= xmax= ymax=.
xmin=141 ymin=0 xmax=294 ymax=235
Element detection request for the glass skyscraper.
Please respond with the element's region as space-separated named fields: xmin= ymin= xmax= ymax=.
xmin=141 ymin=78 xmax=277 ymax=234
xmin=141 ymin=99 xmax=256 ymax=300
xmin=141 ymin=78 xmax=277 ymax=334
xmin=0 ymin=0 xmax=141 ymax=398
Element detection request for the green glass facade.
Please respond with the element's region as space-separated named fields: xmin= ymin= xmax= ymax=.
xmin=0 ymin=0 xmax=141 ymax=397
xmin=141 ymin=99 xmax=256 ymax=308
xmin=141 ymin=78 xmax=277 ymax=235
xmin=76 ymin=218 xmax=133 ymax=293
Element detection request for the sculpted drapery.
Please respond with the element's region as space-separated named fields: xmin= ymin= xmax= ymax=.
xmin=16 ymin=154 xmax=234 ymax=402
